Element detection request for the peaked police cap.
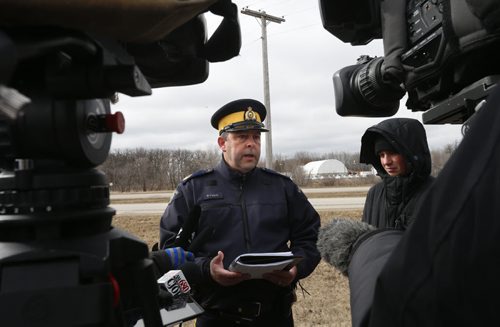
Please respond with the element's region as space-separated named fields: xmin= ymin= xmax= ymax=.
xmin=211 ymin=99 xmax=269 ymax=135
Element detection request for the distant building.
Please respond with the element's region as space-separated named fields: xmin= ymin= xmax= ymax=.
xmin=359 ymin=167 xmax=377 ymax=177
xmin=302 ymin=159 xmax=348 ymax=180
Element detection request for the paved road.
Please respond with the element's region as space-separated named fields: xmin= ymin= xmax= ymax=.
xmin=109 ymin=186 xmax=370 ymax=200
xmin=110 ymin=186 xmax=368 ymax=214
xmin=308 ymin=196 xmax=365 ymax=210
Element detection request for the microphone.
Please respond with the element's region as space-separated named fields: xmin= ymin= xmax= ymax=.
xmin=159 ymin=270 xmax=191 ymax=295
xmin=133 ymin=263 xmax=204 ymax=327
xmin=153 ymin=262 xmax=203 ymax=308
xmin=317 ymin=218 xmax=376 ymax=275
xmin=158 ymin=270 xmax=192 ymax=310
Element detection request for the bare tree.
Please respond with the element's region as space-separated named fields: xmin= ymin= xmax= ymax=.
xmin=430 ymin=141 xmax=460 ymax=176
xmin=100 ymin=143 xmax=457 ymax=192
xmin=101 ymin=149 xmax=136 ymax=191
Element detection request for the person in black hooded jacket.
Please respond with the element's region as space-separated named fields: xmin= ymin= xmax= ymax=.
xmin=360 ymin=118 xmax=434 ymax=229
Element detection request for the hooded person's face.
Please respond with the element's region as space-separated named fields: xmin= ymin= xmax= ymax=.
xmin=378 ymin=150 xmax=408 ymax=176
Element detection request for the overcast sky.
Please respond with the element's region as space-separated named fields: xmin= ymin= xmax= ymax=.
xmin=111 ymin=0 xmax=463 ymax=158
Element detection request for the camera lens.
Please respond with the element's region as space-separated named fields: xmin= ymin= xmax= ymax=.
xmin=353 ymin=57 xmax=405 ymax=109
xmin=333 ymin=56 xmax=405 ymax=117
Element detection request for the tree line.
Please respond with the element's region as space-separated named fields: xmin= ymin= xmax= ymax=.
xmin=100 ymin=148 xmax=219 ymax=192
xmin=99 ymin=142 xmax=459 ymax=192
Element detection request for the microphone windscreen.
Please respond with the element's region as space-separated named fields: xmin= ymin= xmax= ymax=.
xmin=317 ymin=218 xmax=375 ymax=275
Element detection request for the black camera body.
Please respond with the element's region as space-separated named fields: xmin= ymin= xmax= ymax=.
xmin=320 ymin=0 xmax=500 ymax=124
xmin=0 ymin=1 xmax=240 ymax=326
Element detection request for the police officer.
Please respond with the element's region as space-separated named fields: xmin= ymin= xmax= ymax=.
xmin=159 ymin=99 xmax=321 ymax=326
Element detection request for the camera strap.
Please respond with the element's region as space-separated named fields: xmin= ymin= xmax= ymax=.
xmin=380 ymin=0 xmax=407 ymax=83
xmin=202 ymin=0 xmax=241 ymax=62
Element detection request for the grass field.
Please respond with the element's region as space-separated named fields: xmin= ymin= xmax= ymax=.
xmin=111 ymin=191 xmax=363 ymax=326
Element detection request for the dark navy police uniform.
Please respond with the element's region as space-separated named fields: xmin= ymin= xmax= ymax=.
xmin=159 ymin=99 xmax=321 ymax=326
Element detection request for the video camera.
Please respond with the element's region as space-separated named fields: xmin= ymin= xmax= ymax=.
xmin=0 ymin=1 xmax=239 ymax=326
xmin=320 ymin=0 xmax=500 ymax=124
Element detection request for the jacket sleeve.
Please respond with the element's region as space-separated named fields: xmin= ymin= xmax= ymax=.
xmin=362 ymin=183 xmax=386 ymax=227
xmin=159 ymin=183 xmax=216 ymax=286
xmin=286 ymin=182 xmax=322 ymax=280
xmin=362 ymin=186 xmax=376 ymax=224
xmin=159 ymin=185 xmax=189 ymax=249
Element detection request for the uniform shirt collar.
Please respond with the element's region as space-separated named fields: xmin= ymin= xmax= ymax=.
xmin=217 ymin=156 xmax=256 ymax=181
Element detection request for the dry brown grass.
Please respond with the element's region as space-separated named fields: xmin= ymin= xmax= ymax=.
xmin=112 ymin=209 xmax=361 ymax=327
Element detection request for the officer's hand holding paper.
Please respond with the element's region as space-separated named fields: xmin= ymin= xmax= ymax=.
xmin=228 ymin=251 xmax=303 ymax=279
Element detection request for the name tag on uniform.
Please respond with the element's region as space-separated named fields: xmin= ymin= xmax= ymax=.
xmin=203 ymin=193 xmax=223 ymax=200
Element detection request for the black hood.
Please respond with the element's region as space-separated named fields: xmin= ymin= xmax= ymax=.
xmin=359 ymin=118 xmax=431 ymax=179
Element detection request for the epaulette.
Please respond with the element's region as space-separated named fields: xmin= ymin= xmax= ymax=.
xmin=182 ymin=169 xmax=214 ymax=184
xmin=260 ymin=167 xmax=291 ymax=180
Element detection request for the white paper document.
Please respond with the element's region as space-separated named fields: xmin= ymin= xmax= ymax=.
xmin=228 ymin=251 xmax=303 ymax=279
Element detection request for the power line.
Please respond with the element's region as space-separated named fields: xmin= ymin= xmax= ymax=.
xmin=241 ymin=7 xmax=285 ymax=169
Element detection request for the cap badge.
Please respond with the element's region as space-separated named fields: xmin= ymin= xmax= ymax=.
xmin=244 ymin=107 xmax=256 ymax=121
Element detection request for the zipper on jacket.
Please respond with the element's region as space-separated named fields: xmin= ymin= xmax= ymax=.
xmin=239 ymin=175 xmax=251 ymax=251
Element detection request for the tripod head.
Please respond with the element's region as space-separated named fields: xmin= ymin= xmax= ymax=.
xmin=0 ymin=27 xmax=165 ymax=326
xmin=0 ymin=1 xmax=241 ymax=325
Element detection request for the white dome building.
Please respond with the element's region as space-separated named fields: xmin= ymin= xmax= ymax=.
xmin=303 ymin=159 xmax=348 ymax=180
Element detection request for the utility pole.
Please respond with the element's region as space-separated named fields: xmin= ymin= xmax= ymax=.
xmin=241 ymin=7 xmax=285 ymax=169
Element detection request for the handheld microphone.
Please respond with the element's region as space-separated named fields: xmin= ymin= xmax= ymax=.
xmin=317 ymin=218 xmax=376 ymax=275
xmin=133 ymin=264 xmax=204 ymax=327
xmin=158 ymin=270 xmax=191 ymax=310
xmin=156 ymin=262 xmax=203 ymax=308
xmin=159 ymin=270 xmax=191 ymax=296
xmin=153 ymin=261 xmax=203 ymax=308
